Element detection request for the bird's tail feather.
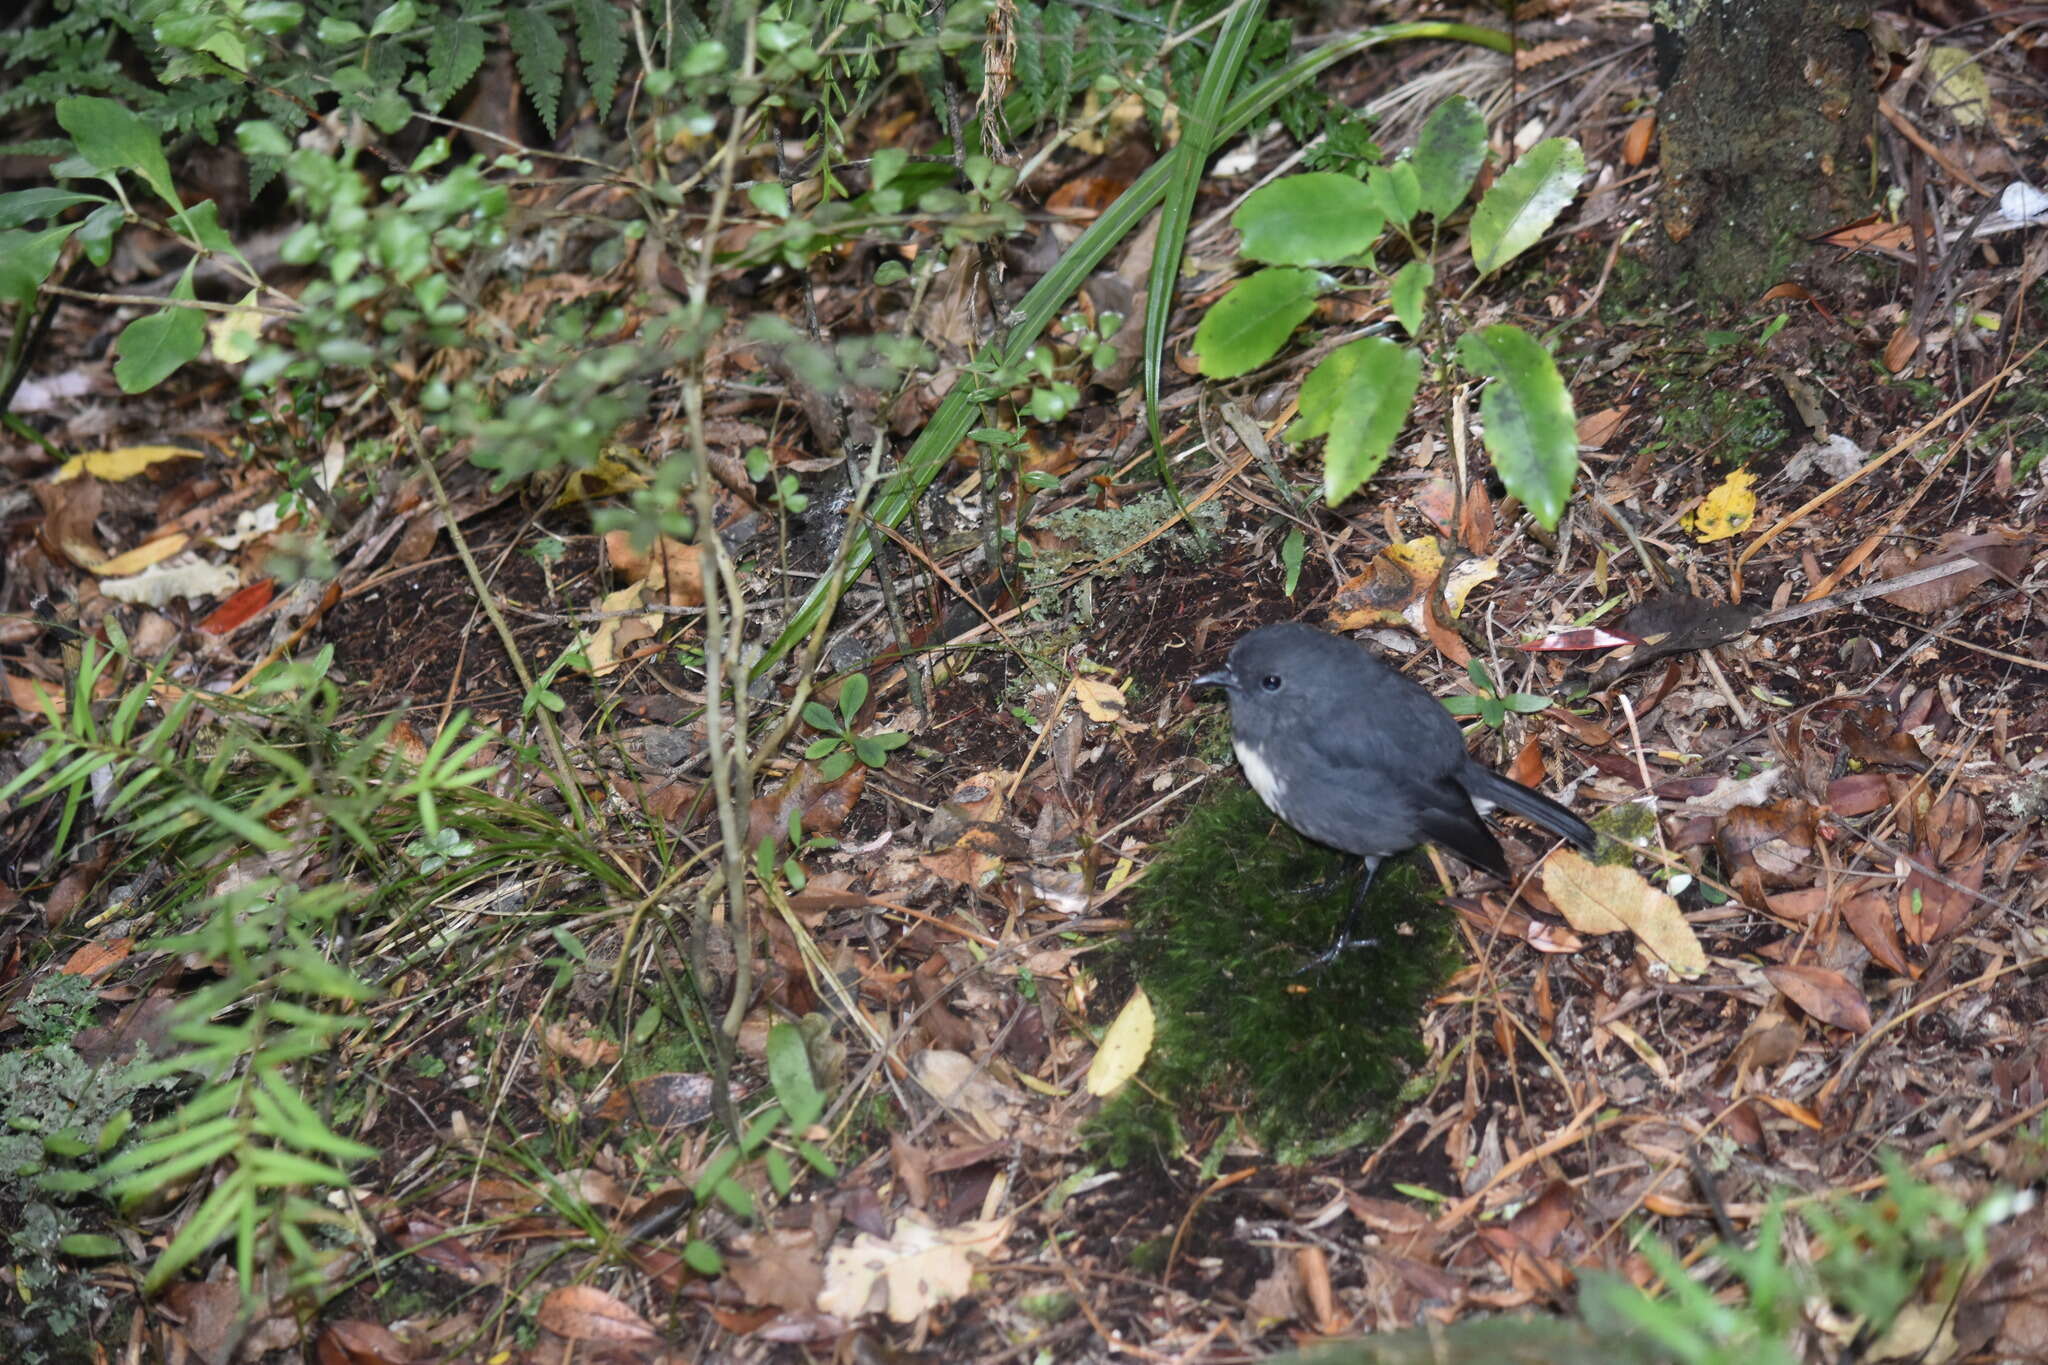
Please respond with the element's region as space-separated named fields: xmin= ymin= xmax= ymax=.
xmin=1460 ymin=765 xmax=1597 ymax=852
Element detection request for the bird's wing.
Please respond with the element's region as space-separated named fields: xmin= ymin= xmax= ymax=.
xmin=1314 ymin=678 xmax=1469 ymax=779
xmin=1412 ymin=791 xmax=1511 ymax=878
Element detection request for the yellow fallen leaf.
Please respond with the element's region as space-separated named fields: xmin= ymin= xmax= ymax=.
xmin=553 ymin=450 xmax=648 ymax=507
xmin=1682 ymin=469 xmax=1756 ymax=543
xmin=51 ymin=446 xmax=204 ymax=483
xmin=1541 ymin=849 xmax=1706 ymax=976
xmin=1084 ymin=985 xmax=1154 ymax=1097
xmin=1926 ymin=46 xmax=1990 ymax=126
xmin=1073 ymin=676 xmax=1127 ymax=724
xmin=582 ymin=581 xmax=659 ymax=677
xmin=208 ymin=289 xmax=264 ymax=364
xmin=93 ymin=532 xmax=191 ymax=577
xmin=1440 ymin=555 xmax=1499 ymax=618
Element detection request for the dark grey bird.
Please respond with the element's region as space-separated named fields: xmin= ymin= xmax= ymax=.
xmin=1194 ymin=622 xmax=1597 ymax=961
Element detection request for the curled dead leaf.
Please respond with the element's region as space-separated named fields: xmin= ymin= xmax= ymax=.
xmin=1762 ymin=963 xmax=1871 ymax=1034
xmin=535 ymin=1285 xmax=660 ymax=1343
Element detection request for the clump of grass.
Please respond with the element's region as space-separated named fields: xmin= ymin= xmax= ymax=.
xmin=1091 ymin=785 xmax=1459 ymax=1162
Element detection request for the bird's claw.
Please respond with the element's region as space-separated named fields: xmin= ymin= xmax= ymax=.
xmin=1296 ymin=935 xmax=1379 ymax=974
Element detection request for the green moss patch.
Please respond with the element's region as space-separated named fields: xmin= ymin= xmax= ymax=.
xmin=1091 ymin=786 xmax=1460 ymax=1163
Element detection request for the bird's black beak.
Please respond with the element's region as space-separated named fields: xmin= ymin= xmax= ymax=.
xmin=1193 ymin=667 xmax=1234 ymax=691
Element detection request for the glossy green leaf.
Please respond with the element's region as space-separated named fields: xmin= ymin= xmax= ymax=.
xmin=113 ymin=300 xmax=206 ymax=393
xmin=56 ymin=97 xmax=179 ymax=211
xmin=1456 ymin=324 xmax=1578 ymax=531
xmin=1192 ymin=268 xmax=1323 ymax=378
xmin=0 ymin=187 xmax=103 ymax=228
xmin=1389 ymin=260 xmax=1432 ymax=337
xmin=1232 ymin=172 xmax=1382 ymax=265
xmin=1289 ymin=336 xmax=1421 ymax=506
xmin=767 ymin=1020 xmax=825 ymax=1128
xmin=1280 ymin=527 xmax=1305 ymax=596
xmin=0 ymin=224 xmax=77 ymax=305
xmin=837 ymin=672 xmax=869 ymax=725
xmin=1469 ymin=138 xmax=1586 ymax=278
xmin=1366 ymin=162 xmax=1421 ymax=227
xmin=1411 ymin=96 xmax=1488 ymax=219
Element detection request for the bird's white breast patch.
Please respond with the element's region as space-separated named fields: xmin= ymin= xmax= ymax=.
xmin=1234 ymin=738 xmax=1287 ymax=808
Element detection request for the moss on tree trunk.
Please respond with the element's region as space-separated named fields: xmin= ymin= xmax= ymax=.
xmin=1652 ymin=0 xmax=1876 ymax=308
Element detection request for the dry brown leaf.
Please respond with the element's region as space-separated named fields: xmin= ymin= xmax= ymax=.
xmin=1875 ymin=530 xmax=2033 ymax=614
xmin=1541 ymin=850 xmax=1707 ymax=975
xmin=539 ymin=1017 xmax=621 ymax=1069
xmin=35 ymin=475 xmax=107 ymax=568
xmin=1900 ymin=849 xmax=1985 ymax=946
xmin=315 ymin=1319 xmax=417 ymax=1365
xmin=1576 ymin=406 xmax=1631 ymax=448
xmin=535 ymin=1285 xmax=661 ymax=1343
xmin=729 ymin=1229 xmax=825 ymax=1313
xmin=59 ymin=937 xmax=131 ymax=978
xmin=1762 ymin=963 xmax=1872 ymax=1034
xmin=746 ymin=760 xmax=867 ymax=850
xmin=1622 ymin=114 xmax=1656 ymax=167
xmin=1841 ymin=890 xmax=1915 ymax=976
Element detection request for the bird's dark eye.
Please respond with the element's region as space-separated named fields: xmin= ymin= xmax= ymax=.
xmin=1260 ymin=674 xmax=1283 ymax=692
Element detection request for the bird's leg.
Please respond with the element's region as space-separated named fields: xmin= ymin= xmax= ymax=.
xmin=1303 ymin=855 xmax=1381 ymax=970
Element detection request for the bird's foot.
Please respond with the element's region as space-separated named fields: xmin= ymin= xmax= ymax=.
xmin=1296 ymin=934 xmax=1379 ymax=974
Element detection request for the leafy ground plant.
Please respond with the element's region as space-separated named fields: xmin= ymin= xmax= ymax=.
xmin=1192 ymin=97 xmax=1587 ymax=525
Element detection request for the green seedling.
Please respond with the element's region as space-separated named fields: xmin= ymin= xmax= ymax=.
xmin=802 ymin=673 xmax=908 ymax=780
xmin=1441 ymin=658 xmax=1551 ymax=729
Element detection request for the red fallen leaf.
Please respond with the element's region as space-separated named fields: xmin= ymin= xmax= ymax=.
xmin=1920 ymin=791 xmax=1986 ymax=866
xmin=199 ymin=578 xmax=275 ymax=634
xmin=745 ymin=759 xmax=867 ymax=850
xmin=1899 ymin=849 xmax=1986 ymax=946
xmin=1827 ymin=772 xmax=1891 ymax=815
xmin=315 ymin=1319 xmax=416 ymax=1365
xmin=1519 ymin=627 xmax=1642 ymax=652
xmin=1840 ymin=704 xmax=1929 ymax=771
xmin=1508 ymin=736 xmax=1546 ymax=789
xmin=1763 ymin=963 xmax=1872 ymax=1034
xmin=1763 ymin=888 xmax=1828 ymax=923
xmin=1842 ymin=890 xmax=1915 ymax=976
xmin=1046 ymin=174 xmax=1131 ymax=219
xmin=1575 ymin=406 xmax=1632 ymax=449
xmin=1816 ymin=218 xmax=1913 ymax=251
xmin=1621 ymin=114 xmax=1655 ymax=166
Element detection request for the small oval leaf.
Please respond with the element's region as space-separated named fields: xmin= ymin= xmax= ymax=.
xmin=1411 ymin=96 xmax=1489 ymax=220
xmin=1288 ymin=336 xmax=1422 ymax=507
xmin=1389 ymin=260 xmax=1433 ymax=338
xmin=1192 ymin=267 xmax=1323 ymax=379
xmin=1232 ymin=172 xmax=1382 ymax=265
xmin=1456 ymin=324 xmax=1578 ymax=531
xmin=1470 ymin=138 xmax=1586 ymax=278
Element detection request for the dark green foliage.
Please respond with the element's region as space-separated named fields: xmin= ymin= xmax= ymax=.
xmin=1092 ymin=785 xmax=1460 ymax=1162
xmin=1 ymin=0 xmax=593 ymax=176
xmin=508 ymin=6 xmax=570 ymax=138
xmin=0 ymin=975 xmax=170 ymax=1363
xmin=574 ymin=0 xmax=628 ymax=117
